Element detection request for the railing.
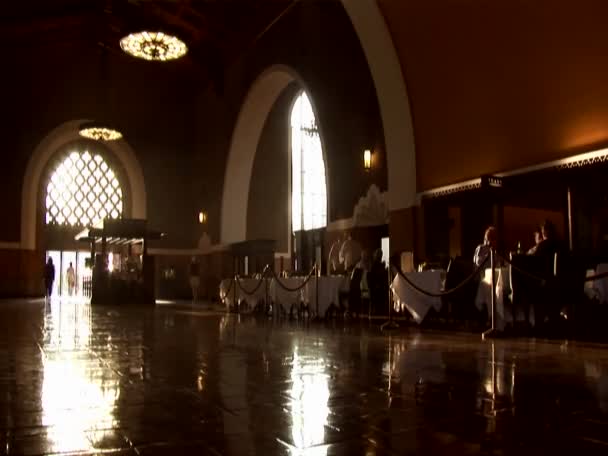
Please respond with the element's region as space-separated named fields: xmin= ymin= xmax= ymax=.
xmin=220 ymin=264 xmax=320 ymax=318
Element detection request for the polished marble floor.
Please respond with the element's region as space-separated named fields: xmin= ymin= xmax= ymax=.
xmin=1 ymin=298 xmax=608 ymax=455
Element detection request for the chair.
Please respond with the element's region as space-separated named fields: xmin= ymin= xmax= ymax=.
xmin=510 ymin=255 xmax=543 ymax=327
xmin=442 ymin=257 xmax=480 ymax=322
xmin=346 ymin=267 xmax=364 ymax=317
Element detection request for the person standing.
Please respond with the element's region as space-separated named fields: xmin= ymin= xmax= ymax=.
xmin=44 ymin=257 xmax=55 ymax=298
xmin=473 ymin=226 xmax=498 ymax=267
xmin=189 ymin=257 xmax=201 ymax=304
xmin=339 ymin=234 xmax=362 ymax=273
xmin=66 ymin=262 xmax=76 ymax=296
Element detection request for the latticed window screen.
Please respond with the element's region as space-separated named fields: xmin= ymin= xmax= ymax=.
xmin=291 ymin=91 xmax=327 ymax=232
xmin=45 ymin=151 xmax=124 ymax=226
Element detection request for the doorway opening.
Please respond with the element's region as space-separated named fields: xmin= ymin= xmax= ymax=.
xmin=45 ymin=250 xmax=91 ymax=298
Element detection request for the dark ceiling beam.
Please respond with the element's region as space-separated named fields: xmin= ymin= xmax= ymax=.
xmin=0 ymin=12 xmax=98 ymax=41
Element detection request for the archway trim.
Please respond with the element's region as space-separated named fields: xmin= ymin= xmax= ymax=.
xmin=220 ymin=1 xmax=416 ymax=244
xmin=21 ymin=119 xmax=147 ymax=250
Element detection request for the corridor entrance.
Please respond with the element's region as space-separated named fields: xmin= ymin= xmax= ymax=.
xmin=45 ymin=250 xmax=91 ymax=297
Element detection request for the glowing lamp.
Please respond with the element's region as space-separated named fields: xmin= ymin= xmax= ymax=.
xmin=364 ymin=149 xmax=372 ymax=171
xmin=120 ymin=31 xmax=187 ymax=61
xmin=79 ymin=122 xmax=122 ymax=141
xmin=198 ymin=211 xmax=207 ymax=224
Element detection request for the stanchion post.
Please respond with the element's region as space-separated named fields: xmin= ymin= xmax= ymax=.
xmin=315 ymin=263 xmax=320 ymax=319
xmin=381 ymin=263 xmax=399 ymax=331
xmin=482 ymin=249 xmax=498 ymax=340
xmin=233 ymin=273 xmax=238 ymax=314
xmin=265 ymin=266 xmax=270 ymax=318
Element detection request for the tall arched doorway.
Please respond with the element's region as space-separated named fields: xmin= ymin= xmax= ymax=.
xmin=290 ymin=90 xmax=328 ymax=271
xmin=222 ymin=0 xmax=416 ymax=250
xmin=42 ymin=143 xmax=128 ymax=297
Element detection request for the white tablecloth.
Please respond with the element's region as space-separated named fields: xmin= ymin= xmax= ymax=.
xmin=269 ymin=277 xmax=305 ymax=310
xmin=303 ymin=276 xmax=350 ymax=316
xmin=391 ymin=270 xmax=444 ymax=324
xmin=219 ymin=275 xmax=351 ymax=317
xmin=219 ymin=278 xmax=267 ymax=311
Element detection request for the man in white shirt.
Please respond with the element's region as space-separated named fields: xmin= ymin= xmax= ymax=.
xmin=473 ymin=226 xmax=497 ymax=266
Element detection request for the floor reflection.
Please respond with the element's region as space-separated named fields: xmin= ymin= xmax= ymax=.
xmin=41 ymin=299 xmax=120 ymax=453
xmin=288 ymin=347 xmax=330 ymax=455
xmin=1 ymin=300 xmax=608 ymax=455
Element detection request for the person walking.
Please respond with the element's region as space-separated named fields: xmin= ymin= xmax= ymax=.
xmin=66 ymin=262 xmax=76 ymax=296
xmin=189 ymin=257 xmax=201 ymax=304
xmin=44 ymin=257 xmax=55 ymax=298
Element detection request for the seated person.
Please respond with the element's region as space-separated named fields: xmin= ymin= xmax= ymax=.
xmin=526 ymin=228 xmax=543 ymax=255
xmin=533 ymin=220 xmax=564 ymax=258
xmin=473 ymin=226 xmax=498 ymax=267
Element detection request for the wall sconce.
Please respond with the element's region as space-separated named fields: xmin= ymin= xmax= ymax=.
xmin=198 ymin=211 xmax=207 ymax=224
xmin=363 ymin=149 xmax=372 ymax=171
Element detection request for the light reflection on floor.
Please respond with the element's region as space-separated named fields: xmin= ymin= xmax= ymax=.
xmin=41 ymin=298 xmax=120 ymax=453
xmin=288 ymin=348 xmax=330 ymax=455
xmin=0 ymin=299 xmax=608 ymax=455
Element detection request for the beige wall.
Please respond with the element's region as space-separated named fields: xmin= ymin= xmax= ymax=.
xmin=379 ymin=0 xmax=608 ymax=190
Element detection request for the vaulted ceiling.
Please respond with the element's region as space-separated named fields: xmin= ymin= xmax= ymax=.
xmin=1 ymin=0 xmax=295 ymax=84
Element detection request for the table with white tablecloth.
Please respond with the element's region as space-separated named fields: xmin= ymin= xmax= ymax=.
xmin=219 ymin=278 xmax=268 ymax=311
xmin=303 ymin=276 xmax=350 ymax=316
xmin=219 ymin=275 xmax=350 ymax=317
xmin=391 ymin=270 xmax=444 ymax=324
xmin=269 ymin=277 xmax=305 ymax=311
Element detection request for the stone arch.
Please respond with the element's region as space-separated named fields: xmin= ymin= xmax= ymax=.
xmin=21 ymin=119 xmax=147 ymax=250
xmin=221 ymin=1 xmax=415 ymax=244
xmin=221 ymin=65 xmax=327 ymax=244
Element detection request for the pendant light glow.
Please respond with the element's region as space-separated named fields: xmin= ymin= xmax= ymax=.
xmin=120 ymin=31 xmax=187 ymax=61
xmin=79 ymin=126 xmax=123 ymax=141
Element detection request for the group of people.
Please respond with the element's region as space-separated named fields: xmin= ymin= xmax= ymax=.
xmin=44 ymin=257 xmax=77 ymax=298
xmin=474 ymin=220 xmax=563 ymax=267
xmin=327 ymin=234 xmax=389 ymax=316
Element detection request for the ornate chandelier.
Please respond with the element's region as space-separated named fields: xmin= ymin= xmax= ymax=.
xmin=120 ymin=31 xmax=187 ymax=61
xmin=79 ymin=123 xmax=123 ymax=141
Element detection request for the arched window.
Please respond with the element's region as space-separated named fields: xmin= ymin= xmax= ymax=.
xmin=290 ymin=91 xmax=327 ymax=232
xmin=45 ymin=151 xmax=123 ymax=226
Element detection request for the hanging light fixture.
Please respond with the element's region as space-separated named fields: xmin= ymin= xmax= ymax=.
xmin=120 ymin=31 xmax=187 ymax=61
xmin=79 ymin=46 xmax=123 ymax=141
xmin=79 ymin=122 xmax=123 ymax=141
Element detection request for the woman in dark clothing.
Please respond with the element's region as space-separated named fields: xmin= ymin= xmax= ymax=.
xmin=44 ymin=257 xmax=55 ymax=297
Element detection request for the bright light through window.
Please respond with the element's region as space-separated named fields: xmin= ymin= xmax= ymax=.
xmin=46 ymin=151 xmax=123 ymax=227
xmin=291 ymin=91 xmax=327 ymax=232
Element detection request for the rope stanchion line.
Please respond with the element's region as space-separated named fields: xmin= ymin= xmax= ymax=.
xmin=496 ymin=253 xmax=608 ymax=284
xmin=235 ymin=265 xmax=270 ymax=296
xmin=583 ymin=271 xmax=608 ymax=282
xmin=390 ymin=255 xmax=489 ymax=298
xmin=392 ymin=250 xmax=608 ymax=300
xmin=221 ymin=277 xmax=235 ymax=296
xmin=230 ymin=264 xmax=318 ymax=296
xmin=268 ymin=264 xmax=317 ymax=292
xmin=495 ymin=253 xmax=549 ymax=285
